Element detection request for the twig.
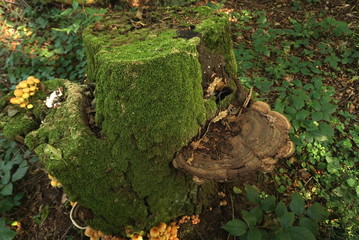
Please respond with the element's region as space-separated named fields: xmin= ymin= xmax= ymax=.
xmin=61 ymin=224 xmax=73 ymax=240
xmin=196 ymin=229 xmax=205 ymax=240
xmin=237 ymin=87 xmax=253 ymax=117
xmin=230 ymin=193 xmax=235 ymax=220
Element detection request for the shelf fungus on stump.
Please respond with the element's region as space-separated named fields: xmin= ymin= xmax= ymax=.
xmin=172 ymin=101 xmax=295 ymax=184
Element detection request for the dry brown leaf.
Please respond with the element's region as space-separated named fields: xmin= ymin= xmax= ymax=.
xmin=212 ymin=110 xmax=228 ymax=123
xmin=205 ymin=77 xmax=223 ymax=97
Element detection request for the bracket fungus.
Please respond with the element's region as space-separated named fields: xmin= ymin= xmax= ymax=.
xmin=172 ymin=101 xmax=295 ymax=184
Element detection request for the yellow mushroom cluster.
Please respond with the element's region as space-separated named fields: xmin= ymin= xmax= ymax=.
xmin=85 ymin=227 xmax=104 ymax=240
xmin=9 ymin=76 xmax=41 ymax=109
xmin=48 ymin=174 xmax=62 ymax=188
xmin=147 ymin=222 xmax=179 ymax=240
xmin=178 ymin=215 xmax=200 ymax=225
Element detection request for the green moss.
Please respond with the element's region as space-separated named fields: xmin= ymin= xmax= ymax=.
xmin=17 ymin=7 xmax=238 ymax=236
xmin=204 ymin=98 xmax=217 ymax=120
xmin=196 ymin=14 xmax=238 ymax=78
xmin=2 ymin=114 xmax=37 ymax=139
xmin=24 ymin=79 xmax=199 ymax=234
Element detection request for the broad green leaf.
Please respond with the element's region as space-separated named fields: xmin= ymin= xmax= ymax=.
xmin=279 ymin=212 xmax=295 ymax=229
xmin=0 ymin=170 xmax=10 ymax=185
xmin=299 ymin=217 xmax=319 ymax=235
xmin=291 ymin=95 xmax=305 ymax=110
xmin=245 ymin=185 xmax=260 ymax=204
xmin=300 ymin=67 xmax=311 ymax=76
xmin=275 ymin=201 xmax=288 ymax=218
xmin=285 ymin=106 xmax=297 ymax=115
xmin=250 ymin=207 xmax=263 ymax=224
xmin=275 ymin=229 xmax=291 ymax=240
xmin=296 ymin=110 xmax=310 ymax=120
xmin=241 ymin=210 xmax=257 ymax=227
xmin=346 ymin=178 xmax=356 ymax=187
xmin=259 ymin=230 xmax=269 ymax=240
xmin=0 ymin=183 xmax=13 ymax=196
xmin=311 ymin=100 xmax=321 ymax=111
xmin=221 ymin=219 xmax=247 ymax=236
xmin=319 ymin=123 xmax=334 ymax=137
xmin=0 ymin=199 xmax=15 ymax=213
xmin=311 ymin=112 xmax=323 ymax=122
xmin=289 ymin=192 xmax=305 ymax=215
xmin=307 ymin=203 xmax=329 ymax=222
xmin=288 ymin=226 xmax=315 ymax=240
xmin=11 ymin=161 xmax=29 ymax=182
xmin=0 ymin=218 xmax=16 ymax=240
xmin=260 ymin=195 xmax=276 ymax=211
xmin=248 ymin=228 xmax=262 ymax=240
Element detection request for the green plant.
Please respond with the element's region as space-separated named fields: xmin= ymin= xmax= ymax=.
xmin=0 ymin=136 xmax=33 ymax=213
xmin=31 ymin=205 xmax=50 ymax=225
xmin=0 ymin=218 xmax=16 ymax=240
xmin=222 ymin=186 xmax=329 ymax=239
xmin=0 ymin=2 xmax=107 ymax=87
xmin=0 ymin=134 xmax=37 ymax=239
xmin=231 ymin=9 xmax=358 ymax=238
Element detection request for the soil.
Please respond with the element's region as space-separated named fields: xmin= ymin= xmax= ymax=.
xmin=3 ymin=0 xmax=357 ymax=240
xmin=9 ymin=162 xmax=83 ymax=240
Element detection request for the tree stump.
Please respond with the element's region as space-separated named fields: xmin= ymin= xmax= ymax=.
xmin=0 ymin=6 xmax=294 ymax=237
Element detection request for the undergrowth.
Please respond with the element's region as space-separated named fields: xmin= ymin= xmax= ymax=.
xmin=229 ymin=7 xmax=358 ymax=240
xmin=0 ymin=1 xmax=106 ymax=238
xmin=0 ymin=1 xmax=106 ymax=89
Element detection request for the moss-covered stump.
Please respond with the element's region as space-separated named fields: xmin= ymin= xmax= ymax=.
xmin=79 ymin=6 xmax=236 ymax=234
xmin=2 ymin=7 xmax=239 ymax=236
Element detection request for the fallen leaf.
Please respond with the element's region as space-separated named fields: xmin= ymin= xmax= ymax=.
xmin=213 ymin=110 xmax=228 ymax=123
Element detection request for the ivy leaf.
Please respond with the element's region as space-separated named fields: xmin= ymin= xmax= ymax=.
xmin=245 ymin=185 xmax=260 ymax=204
xmin=0 ymin=199 xmax=15 ymax=213
xmin=289 ymin=192 xmax=305 ymax=215
xmin=248 ymin=228 xmax=262 ymax=240
xmin=288 ymin=226 xmax=315 ymax=240
xmin=275 ymin=201 xmax=288 ymax=218
xmin=0 ymin=183 xmax=13 ymax=196
xmin=221 ymin=219 xmax=247 ymax=236
xmin=260 ymin=195 xmax=276 ymax=211
xmin=0 ymin=170 xmax=10 ymax=185
xmin=299 ymin=217 xmax=319 ymax=235
xmin=307 ymin=203 xmax=329 ymax=222
xmin=11 ymin=161 xmax=29 ymax=182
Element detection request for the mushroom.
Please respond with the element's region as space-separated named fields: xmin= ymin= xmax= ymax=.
xmin=172 ymin=101 xmax=295 ymax=183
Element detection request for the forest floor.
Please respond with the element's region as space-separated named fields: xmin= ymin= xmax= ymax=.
xmin=1 ymin=0 xmax=358 ymax=240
